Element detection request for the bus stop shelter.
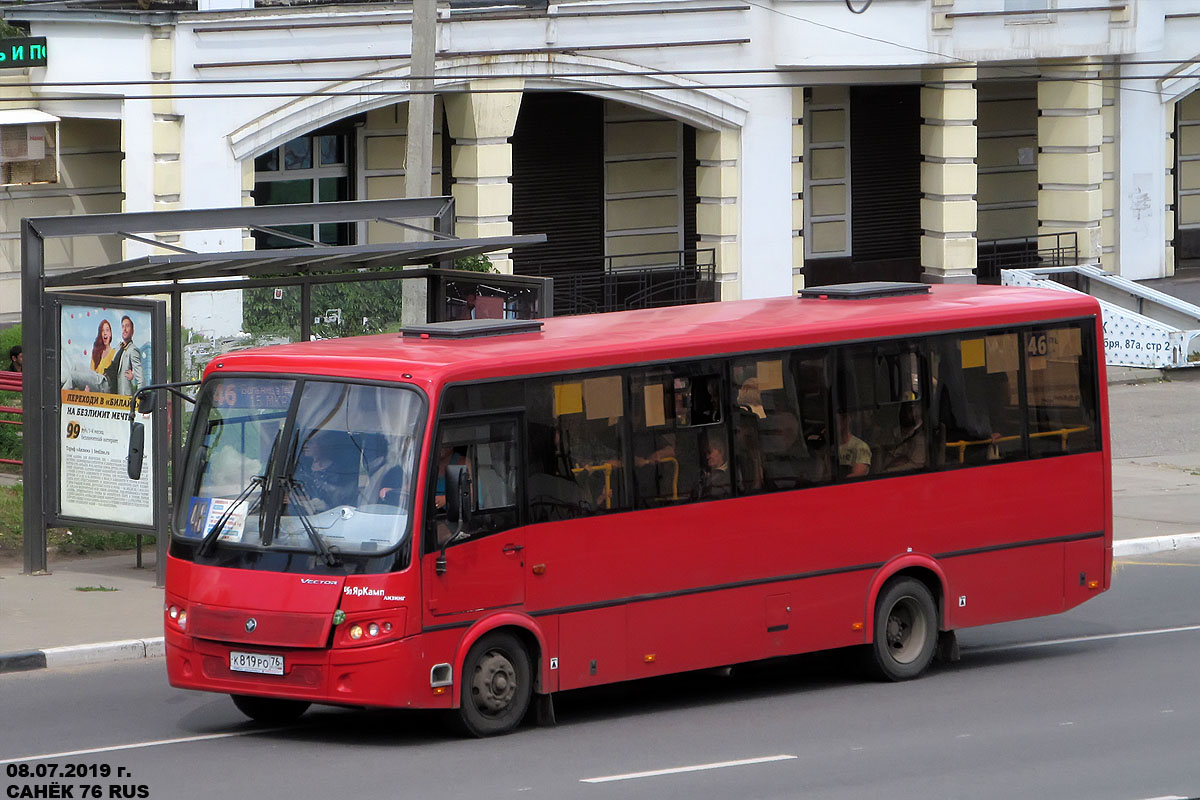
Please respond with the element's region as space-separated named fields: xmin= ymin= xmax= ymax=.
xmin=20 ymin=197 xmax=549 ymax=582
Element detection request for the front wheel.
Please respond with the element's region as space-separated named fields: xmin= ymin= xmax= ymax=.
xmin=457 ymin=631 xmax=533 ymax=737
xmin=231 ymin=694 xmax=310 ymax=724
xmin=868 ymin=577 xmax=938 ymax=681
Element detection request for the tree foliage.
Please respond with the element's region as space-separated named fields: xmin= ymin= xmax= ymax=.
xmin=241 ymin=255 xmax=494 ymax=338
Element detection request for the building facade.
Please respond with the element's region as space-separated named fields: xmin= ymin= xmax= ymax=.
xmin=1 ymin=0 xmax=1198 ymax=331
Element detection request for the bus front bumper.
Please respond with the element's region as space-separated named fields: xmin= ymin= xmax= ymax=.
xmin=165 ymin=628 xmax=454 ymax=710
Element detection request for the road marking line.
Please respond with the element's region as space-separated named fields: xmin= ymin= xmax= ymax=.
xmin=1114 ymin=560 xmax=1200 ymax=567
xmin=967 ymin=624 xmax=1200 ymax=655
xmin=581 ymin=754 xmax=796 ymax=784
xmin=0 ymin=728 xmax=286 ymax=765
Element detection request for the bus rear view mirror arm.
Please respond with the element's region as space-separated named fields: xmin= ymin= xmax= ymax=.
xmin=125 ymin=381 xmax=201 ymax=481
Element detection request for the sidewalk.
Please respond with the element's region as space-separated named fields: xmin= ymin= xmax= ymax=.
xmin=0 ymin=551 xmax=163 ymax=669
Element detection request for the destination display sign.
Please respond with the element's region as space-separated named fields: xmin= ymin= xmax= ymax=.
xmin=0 ymin=37 xmax=47 ymax=68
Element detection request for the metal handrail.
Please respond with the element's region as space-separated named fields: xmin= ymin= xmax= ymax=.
xmin=516 ymin=248 xmax=718 ymax=316
xmin=977 ymin=231 xmax=1078 ymax=283
xmin=0 ymin=371 xmax=22 ymax=466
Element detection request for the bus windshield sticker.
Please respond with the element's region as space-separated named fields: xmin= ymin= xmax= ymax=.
xmin=1048 ymin=327 xmax=1082 ymax=358
xmin=961 ymin=338 xmax=985 ymax=369
xmin=203 ymin=497 xmax=249 ymax=543
xmin=756 ymin=360 xmax=784 ymax=391
xmin=553 ymin=382 xmax=584 ymax=416
xmin=986 ymin=334 xmax=1019 ymax=374
xmin=644 ymin=383 xmax=666 ymax=427
xmin=584 ymin=376 xmax=623 ymax=420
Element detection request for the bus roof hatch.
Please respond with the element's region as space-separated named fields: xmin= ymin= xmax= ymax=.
xmin=400 ymin=318 xmax=545 ymax=339
xmin=798 ymin=281 xmax=931 ymax=300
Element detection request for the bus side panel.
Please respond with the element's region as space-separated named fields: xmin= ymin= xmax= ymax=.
xmin=939 ymin=542 xmax=1066 ymax=629
xmin=622 ymin=572 xmax=870 ymax=682
xmin=557 ymin=607 xmax=627 ymax=690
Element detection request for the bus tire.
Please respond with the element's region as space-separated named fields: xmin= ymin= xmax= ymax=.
xmin=869 ymin=577 xmax=938 ymax=682
xmin=457 ymin=631 xmax=532 ymax=737
xmin=230 ymin=694 xmax=310 ymax=723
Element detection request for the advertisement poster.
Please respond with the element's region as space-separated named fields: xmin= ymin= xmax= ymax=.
xmin=57 ymin=302 xmax=155 ymax=527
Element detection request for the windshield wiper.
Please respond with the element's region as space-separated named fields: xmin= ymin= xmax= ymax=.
xmin=279 ymin=476 xmax=342 ymax=568
xmin=197 ymin=475 xmax=264 ymax=558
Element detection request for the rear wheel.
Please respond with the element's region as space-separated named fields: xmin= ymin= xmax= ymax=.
xmin=869 ymin=577 xmax=938 ymax=681
xmin=231 ymin=694 xmax=310 ymax=723
xmin=457 ymin=631 xmax=532 ymax=737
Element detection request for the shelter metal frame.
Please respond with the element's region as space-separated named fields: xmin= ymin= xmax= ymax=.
xmin=21 ymin=197 xmax=549 ymax=583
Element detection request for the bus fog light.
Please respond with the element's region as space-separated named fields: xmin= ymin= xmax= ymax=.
xmin=383 ymin=622 xmax=393 ymax=633
xmin=368 ymin=623 xmax=380 ymax=637
xmin=168 ymin=606 xmax=179 ymax=619
xmin=349 ymin=624 xmax=364 ymax=640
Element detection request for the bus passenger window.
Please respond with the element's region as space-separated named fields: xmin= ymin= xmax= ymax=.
xmin=733 ymin=353 xmax=832 ymax=492
xmin=524 ymin=375 xmax=628 ymax=521
xmin=931 ymin=334 xmax=1021 ymax=466
xmin=1024 ymin=326 xmax=1098 ymax=457
xmin=632 ymin=362 xmax=726 ymax=508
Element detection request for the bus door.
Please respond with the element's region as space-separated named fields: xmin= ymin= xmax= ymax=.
xmin=423 ymin=416 xmax=525 ymax=617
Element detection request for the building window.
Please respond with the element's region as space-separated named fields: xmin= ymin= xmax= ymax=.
xmin=253 ymin=131 xmax=352 ymax=249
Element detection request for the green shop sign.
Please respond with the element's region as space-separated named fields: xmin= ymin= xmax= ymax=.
xmin=0 ymin=37 xmax=48 ymax=68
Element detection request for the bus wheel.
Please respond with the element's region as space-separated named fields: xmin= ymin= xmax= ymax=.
xmin=231 ymin=694 xmax=310 ymax=723
xmin=869 ymin=577 xmax=938 ymax=681
xmin=458 ymin=631 xmax=532 ymax=737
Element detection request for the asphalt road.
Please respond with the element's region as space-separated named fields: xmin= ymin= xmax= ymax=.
xmin=3 ymin=550 xmax=1199 ymax=800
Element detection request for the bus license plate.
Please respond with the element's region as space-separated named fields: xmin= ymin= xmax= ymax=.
xmin=229 ymin=651 xmax=284 ymax=676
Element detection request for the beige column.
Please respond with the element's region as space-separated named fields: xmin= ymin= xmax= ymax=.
xmin=920 ymin=66 xmax=978 ymax=284
xmin=1100 ymin=77 xmax=1117 ymax=271
xmin=1037 ymin=60 xmax=1103 ymax=263
xmin=444 ymin=79 xmax=523 ymax=274
xmin=695 ymin=128 xmax=740 ymax=300
xmin=791 ymin=88 xmax=805 ymax=293
xmin=1165 ymin=109 xmax=1176 ymax=275
xmin=146 ymin=26 xmax=183 ymax=253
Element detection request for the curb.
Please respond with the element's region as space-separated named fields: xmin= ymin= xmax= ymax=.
xmin=2 ymin=534 xmax=1199 ymax=675
xmin=0 ymin=637 xmax=163 ymax=675
xmin=1112 ymin=532 xmax=1200 ymax=557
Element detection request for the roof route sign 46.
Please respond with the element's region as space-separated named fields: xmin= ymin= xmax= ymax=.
xmin=0 ymin=37 xmax=48 ymax=69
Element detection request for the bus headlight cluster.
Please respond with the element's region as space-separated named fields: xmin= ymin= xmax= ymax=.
xmin=348 ymin=621 xmax=393 ymax=640
xmin=336 ymin=613 xmax=402 ymax=647
xmin=166 ymin=603 xmax=188 ymax=631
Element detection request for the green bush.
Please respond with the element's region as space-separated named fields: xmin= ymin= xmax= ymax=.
xmin=0 ymin=484 xmax=150 ymax=559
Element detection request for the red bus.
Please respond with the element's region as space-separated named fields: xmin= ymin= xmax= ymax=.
xmin=163 ymin=281 xmax=1110 ymax=736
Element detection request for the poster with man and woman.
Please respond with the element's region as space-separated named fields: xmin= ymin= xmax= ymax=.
xmin=58 ymin=302 xmax=157 ymax=527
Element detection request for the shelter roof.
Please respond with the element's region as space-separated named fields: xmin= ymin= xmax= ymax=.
xmin=43 ymin=236 xmax=545 ymax=289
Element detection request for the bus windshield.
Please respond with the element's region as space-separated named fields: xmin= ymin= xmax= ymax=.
xmin=175 ymin=377 xmax=423 ymax=562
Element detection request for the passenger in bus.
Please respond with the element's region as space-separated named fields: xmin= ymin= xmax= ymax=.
xmin=693 ymin=437 xmax=732 ymax=500
xmin=880 ymin=402 xmax=927 ymax=473
xmin=760 ymin=410 xmax=811 ymax=489
xmin=836 ymin=410 xmax=871 ymax=478
xmin=433 ymin=446 xmax=469 ymax=510
xmin=293 ymin=431 xmax=359 ymax=512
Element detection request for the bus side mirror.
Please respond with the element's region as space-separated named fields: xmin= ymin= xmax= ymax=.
xmin=136 ymin=389 xmax=157 ymax=415
xmin=127 ymin=422 xmax=145 ymax=480
xmin=444 ymin=464 xmax=472 ymax=526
